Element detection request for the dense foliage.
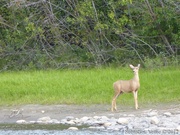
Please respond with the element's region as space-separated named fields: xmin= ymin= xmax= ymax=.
xmin=0 ymin=0 xmax=179 ymax=70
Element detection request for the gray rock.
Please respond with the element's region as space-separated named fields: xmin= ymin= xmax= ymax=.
xmin=141 ymin=121 xmax=150 ymax=128
xmin=150 ymin=116 xmax=159 ymax=125
xmin=117 ymin=118 xmax=129 ymax=125
xmin=128 ymin=114 xmax=135 ymax=117
xmin=147 ymin=111 xmax=158 ymax=117
xmin=82 ymin=119 xmax=93 ymax=125
xmin=133 ymin=121 xmax=149 ymax=129
xmin=127 ymin=123 xmax=134 ymax=129
xmin=41 ymin=110 xmax=45 ymax=113
xmin=93 ymin=116 xmax=101 ymax=120
xmin=109 ymin=117 xmax=116 ymax=121
xmin=101 ymin=116 xmax=109 ymax=121
xmin=80 ymin=116 xmax=90 ymax=122
xmin=108 ymin=114 xmax=114 ymax=117
xmin=36 ymin=121 xmax=43 ymax=124
xmin=90 ymin=120 xmax=105 ymax=126
xmin=66 ymin=120 xmax=75 ymax=125
xmin=51 ymin=119 xmax=60 ymax=124
xmin=66 ymin=116 xmax=74 ymax=121
xmin=29 ymin=121 xmax=36 ymax=124
xmin=89 ymin=126 xmax=105 ymax=130
xmin=16 ymin=120 xmax=27 ymax=124
xmin=103 ymin=122 xmax=112 ymax=127
xmin=68 ymin=127 xmax=78 ymax=130
xmin=106 ymin=126 xmax=121 ymax=131
xmin=73 ymin=118 xmax=81 ymax=124
xmin=89 ymin=126 xmax=96 ymax=129
xmin=60 ymin=119 xmax=68 ymax=124
xmin=161 ymin=121 xmax=178 ymax=128
xmin=113 ymin=125 xmax=125 ymax=130
xmin=38 ymin=116 xmax=51 ymax=123
xmin=176 ymin=126 xmax=180 ymax=131
xmin=163 ymin=112 xmax=172 ymax=117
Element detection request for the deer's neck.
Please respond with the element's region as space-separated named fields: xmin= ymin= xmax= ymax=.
xmin=133 ymin=73 xmax=139 ymax=82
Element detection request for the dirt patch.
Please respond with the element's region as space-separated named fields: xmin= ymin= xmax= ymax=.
xmin=0 ymin=103 xmax=179 ymax=123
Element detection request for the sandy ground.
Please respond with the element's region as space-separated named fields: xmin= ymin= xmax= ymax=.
xmin=0 ymin=103 xmax=179 ymax=123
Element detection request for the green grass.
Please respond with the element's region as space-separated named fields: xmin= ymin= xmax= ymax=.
xmin=0 ymin=67 xmax=179 ymax=106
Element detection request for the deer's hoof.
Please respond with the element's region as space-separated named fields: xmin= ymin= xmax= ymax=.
xmin=111 ymin=108 xmax=117 ymax=112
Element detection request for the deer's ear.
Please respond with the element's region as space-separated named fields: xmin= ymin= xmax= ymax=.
xmin=138 ymin=64 xmax=140 ymax=68
xmin=129 ymin=64 xmax=134 ymax=69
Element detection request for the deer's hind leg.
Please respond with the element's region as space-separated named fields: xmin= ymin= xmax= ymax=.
xmin=111 ymin=85 xmax=122 ymax=112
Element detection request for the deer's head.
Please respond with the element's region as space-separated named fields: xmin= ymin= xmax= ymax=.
xmin=129 ymin=64 xmax=140 ymax=74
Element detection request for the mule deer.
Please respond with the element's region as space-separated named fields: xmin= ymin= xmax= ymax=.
xmin=111 ymin=64 xmax=140 ymax=112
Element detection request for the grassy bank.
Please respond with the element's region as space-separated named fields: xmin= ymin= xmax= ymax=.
xmin=0 ymin=67 xmax=179 ymax=106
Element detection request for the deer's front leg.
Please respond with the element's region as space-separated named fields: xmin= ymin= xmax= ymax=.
xmin=133 ymin=91 xmax=138 ymax=110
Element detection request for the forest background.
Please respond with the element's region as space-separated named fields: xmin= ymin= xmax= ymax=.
xmin=0 ymin=0 xmax=179 ymax=70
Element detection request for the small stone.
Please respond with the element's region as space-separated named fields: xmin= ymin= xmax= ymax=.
xmin=74 ymin=118 xmax=81 ymax=124
xmin=101 ymin=116 xmax=109 ymax=121
xmin=51 ymin=119 xmax=60 ymax=124
xmin=29 ymin=121 xmax=36 ymax=124
xmin=128 ymin=123 xmax=134 ymax=129
xmin=60 ymin=119 xmax=67 ymax=124
xmin=89 ymin=126 xmax=105 ymax=130
xmin=163 ymin=112 xmax=172 ymax=117
xmin=41 ymin=110 xmax=45 ymax=113
xmin=38 ymin=116 xmax=51 ymax=122
xmin=89 ymin=126 xmax=97 ymax=129
xmin=111 ymin=125 xmax=124 ymax=131
xmin=109 ymin=117 xmax=117 ymax=123
xmin=16 ymin=120 xmax=27 ymax=124
xmin=66 ymin=120 xmax=75 ymax=125
xmin=128 ymin=114 xmax=135 ymax=117
xmin=37 ymin=121 xmax=43 ymax=124
xmin=117 ymin=118 xmax=129 ymax=125
xmin=108 ymin=114 xmax=114 ymax=117
xmin=176 ymin=126 xmax=180 ymax=131
xmin=103 ymin=122 xmax=112 ymax=127
xmin=68 ymin=127 xmax=78 ymax=130
xmin=37 ymin=116 xmax=52 ymax=124
xmin=107 ymin=127 xmax=120 ymax=131
xmin=66 ymin=116 xmax=74 ymax=121
xmin=80 ymin=116 xmax=90 ymax=122
xmin=147 ymin=111 xmax=158 ymax=117
xmin=93 ymin=116 xmax=101 ymax=120
xmin=96 ymin=126 xmax=105 ymax=130
xmin=150 ymin=116 xmax=159 ymax=125
xmin=92 ymin=120 xmax=104 ymax=125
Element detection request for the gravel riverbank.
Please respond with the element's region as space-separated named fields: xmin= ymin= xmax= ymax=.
xmin=0 ymin=103 xmax=179 ymax=133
